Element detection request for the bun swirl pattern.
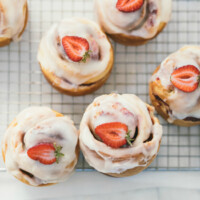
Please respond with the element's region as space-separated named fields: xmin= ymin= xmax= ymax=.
xmin=38 ymin=18 xmax=114 ymax=96
xmin=150 ymin=46 xmax=200 ymax=126
xmin=0 ymin=0 xmax=28 ymax=46
xmin=2 ymin=107 xmax=79 ymax=186
xmin=79 ymin=94 xmax=162 ymax=177
xmin=95 ymin=0 xmax=172 ymax=45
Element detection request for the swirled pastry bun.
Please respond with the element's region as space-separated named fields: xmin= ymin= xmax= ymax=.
xmin=1 ymin=107 xmax=79 ymax=186
xmin=150 ymin=46 xmax=200 ymax=126
xmin=0 ymin=0 xmax=28 ymax=47
xmin=95 ymin=0 xmax=172 ymax=46
xmin=79 ymin=93 xmax=162 ymax=177
xmin=38 ymin=18 xmax=114 ymax=96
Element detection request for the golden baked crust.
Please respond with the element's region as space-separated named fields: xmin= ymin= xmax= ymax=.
xmin=107 ymin=22 xmax=166 ymax=46
xmin=0 ymin=3 xmax=28 ymax=47
xmin=149 ymin=66 xmax=200 ymax=126
xmin=40 ymin=44 xmax=114 ymax=96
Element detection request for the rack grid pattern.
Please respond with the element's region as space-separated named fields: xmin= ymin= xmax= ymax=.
xmin=0 ymin=0 xmax=200 ymax=172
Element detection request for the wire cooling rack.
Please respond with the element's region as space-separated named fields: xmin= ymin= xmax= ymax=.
xmin=0 ymin=0 xmax=199 ymax=172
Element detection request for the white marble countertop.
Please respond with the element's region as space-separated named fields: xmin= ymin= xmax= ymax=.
xmin=1 ymin=171 xmax=200 ymax=200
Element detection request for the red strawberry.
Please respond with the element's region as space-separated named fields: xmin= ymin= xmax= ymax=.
xmin=116 ymin=0 xmax=144 ymax=13
xmin=27 ymin=143 xmax=64 ymax=165
xmin=171 ymin=65 xmax=200 ymax=93
xmin=62 ymin=36 xmax=91 ymax=62
xmin=95 ymin=122 xmax=134 ymax=148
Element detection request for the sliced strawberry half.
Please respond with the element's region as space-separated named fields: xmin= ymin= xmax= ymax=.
xmin=116 ymin=0 xmax=144 ymax=13
xmin=95 ymin=122 xmax=134 ymax=148
xmin=62 ymin=36 xmax=90 ymax=62
xmin=27 ymin=143 xmax=64 ymax=165
xmin=170 ymin=65 xmax=200 ymax=93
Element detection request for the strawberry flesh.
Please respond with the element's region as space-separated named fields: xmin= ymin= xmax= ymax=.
xmin=171 ymin=65 xmax=200 ymax=93
xmin=116 ymin=0 xmax=144 ymax=13
xmin=95 ymin=122 xmax=128 ymax=148
xmin=27 ymin=143 xmax=56 ymax=165
xmin=62 ymin=36 xmax=89 ymax=62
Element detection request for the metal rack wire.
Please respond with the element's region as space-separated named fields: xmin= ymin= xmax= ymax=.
xmin=0 ymin=0 xmax=199 ymax=172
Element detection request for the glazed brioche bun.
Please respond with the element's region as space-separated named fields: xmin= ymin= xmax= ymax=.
xmin=95 ymin=0 xmax=172 ymax=46
xmin=38 ymin=18 xmax=114 ymax=96
xmin=79 ymin=93 xmax=162 ymax=177
xmin=2 ymin=107 xmax=79 ymax=186
xmin=0 ymin=2 xmax=28 ymax=47
xmin=149 ymin=66 xmax=200 ymax=127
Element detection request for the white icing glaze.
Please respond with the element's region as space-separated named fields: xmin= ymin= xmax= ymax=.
xmin=0 ymin=0 xmax=27 ymax=41
xmin=37 ymin=18 xmax=112 ymax=86
xmin=151 ymin=46 xmax=200 ymax=121
xmin=79 ymin=93 xmax=162 ymax=174
xmin=2 ymin=107 xmax=78 ymax=186
xmin=95 ymin=0 xmax=172 ymax=39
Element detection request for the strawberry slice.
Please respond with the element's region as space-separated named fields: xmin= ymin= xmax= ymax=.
xmin=116 ymin=0 xmax=144 ymax=13
xmin=27 ymin=143 xmax=64 ymax=165
xmin=171 ymin=65 xmax=200 ymax=93
xmin=95 ymin=122 xmax=134 ymax=148
xmin=62 ymin=36 xmax=91 ymax=62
